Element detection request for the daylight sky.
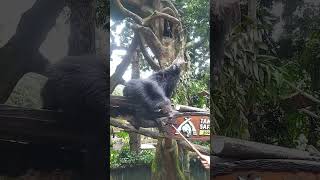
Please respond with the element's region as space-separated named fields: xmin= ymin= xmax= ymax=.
xmin=110 ymin=20 xmax=153 ymax=81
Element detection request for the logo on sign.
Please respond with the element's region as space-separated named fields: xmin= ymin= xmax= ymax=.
xmin=176 ymin=117 xmax=197 ymax=137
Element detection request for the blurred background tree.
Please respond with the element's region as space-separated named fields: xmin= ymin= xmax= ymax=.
xmin=211 ymin=0 xmax=320 ymax=150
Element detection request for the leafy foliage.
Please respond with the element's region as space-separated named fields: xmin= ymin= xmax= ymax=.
xmin=212 ymin=0 xmax=320 ymax=148
xmin=111 ymin=148 xmax=155 ymax=169
xmin=172 ymin=0 xmax=210 ymax=109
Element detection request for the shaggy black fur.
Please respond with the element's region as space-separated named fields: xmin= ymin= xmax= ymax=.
xmin=148 ymin=64 xmax=181 ymax=98
xmin=41 ymin=55 xmax=107 ymax=132
xmin=41 ymin=55 xmax=108 ymax=180
xmin=123 ymin=63 xmax=181 ymax=129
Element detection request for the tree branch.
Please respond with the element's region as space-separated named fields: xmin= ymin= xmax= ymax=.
xmin=143 ymin=10 xmax=180 ymax=25
xmin=175 ymin=105 xmax=208 ymax=112
xmin=110 ymin=44 xmax=127 ymax=52
xmin=133 ymin=24 xmax=164 ymax=59
xmin=284 ymin=80 xmax=320 ymax=105
xmin=138 ymin=33 xmax=161 ymax=71
xmin=161 ymin=0 xmax=180 ymax=18
xmin=111 ymin=118 xmax=163 ymax=138
xmin=298 ymin=108 xmax=320 ymax=119
xmin=110 ymin=118 xmax=210 ymax=155
xmin=161 ymin=7 xmax=177 ymax=17
xmin=110 ymin=34 xmax=139 ymax=93
xmin=115 ymin=0 xmax=143 ymax=25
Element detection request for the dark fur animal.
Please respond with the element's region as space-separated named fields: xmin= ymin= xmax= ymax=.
xmin=41 ymin=55 xmax=107 ymax=180
xmin=148 ymin=64 xmax=181 ymax=98
xmin=123 ymin=63 xmax=181 ymax=129
xmin=41 ymin=55 xmax=107 ymax=132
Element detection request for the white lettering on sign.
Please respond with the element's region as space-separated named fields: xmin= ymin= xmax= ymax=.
xmin=199 ymin=117 xmax=210 ymax=136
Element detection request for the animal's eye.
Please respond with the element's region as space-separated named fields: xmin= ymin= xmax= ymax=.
xmin=155 ymin=108 xmax=162 ymax=112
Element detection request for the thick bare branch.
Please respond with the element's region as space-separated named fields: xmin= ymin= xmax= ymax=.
xmin=110 ymin=34 xmax=139 ymax=93
xmin=161 ymin=7 xmax=177 ymax=17
xmin=111 ymin=118 xmax=162 ymax=138
xmin=133 ymin=24 xmax=164 ymax=59
xmin=138 ymin=33 xmax=161 ymax=71
xmin=115 ymin=0 xmax=143 ymax=25
xmin=284 ymin=80 xmax=320 ymax=105
xmin=161 ymin=0 xmax=180 ymax=17
xmin=211 ymin=136 xmax=320 ymax=161
xmin=110 ymin=44 xmax=127 ymax=51
xmin=178 ymin=140 xmax=210 ymax=155
xmin=299 ymin=108 xmax=320 ymax=119
xmin=175 ymin=105 xmax=208 ymax=112
xmin=143 ymin=10 xmax=180 ymax=25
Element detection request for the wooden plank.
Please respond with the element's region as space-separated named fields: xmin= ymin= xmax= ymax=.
xmin=212 ymin=159 xmax=320 ymax=177
xmin=0 ymin=104 xmax=93 ymax=146
xmin=211 ymin=136 xmax=320 ymax=161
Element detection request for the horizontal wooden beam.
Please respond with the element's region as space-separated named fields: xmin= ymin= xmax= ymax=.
xmin=0 ymin=104 xmax=93 ymax=147
xmin=211 ymin=136 xmax=320 ymax=161
xmin=212 ymin=158 xmax=320 ymax=177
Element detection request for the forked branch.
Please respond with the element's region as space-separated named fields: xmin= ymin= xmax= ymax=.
xmin=115 ymin=0 xmax=143 ymax=25
xmin=138 ymin=33 xmax=161 ymax=71
xmin=143 ymin=10 xmax=180 ymax=25
xmin=133 ymin=24 xmax=164 ymax=59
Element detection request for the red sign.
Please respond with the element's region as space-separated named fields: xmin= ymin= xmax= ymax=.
xmin=171 ymin=112 xmax=210 ymax=141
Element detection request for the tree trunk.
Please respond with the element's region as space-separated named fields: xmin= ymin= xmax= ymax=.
xmin=178 ymin=141 xmax=190 ymax=180
xmin=129 ymin=50 xmax=141 ymax=153
xmin=68 ymin=0 xmax=96 ymax=55
xmin=152 ymin=139 xmax=185 ymax=180
xmin=0 ymin=0 xmax=65 ymax=103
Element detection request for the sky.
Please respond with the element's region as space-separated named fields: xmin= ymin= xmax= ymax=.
xmin=110 ymin=20 xmax=153 ymax=81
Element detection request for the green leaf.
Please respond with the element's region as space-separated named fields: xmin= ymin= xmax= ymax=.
xmin=225 ymin=51 xmax=233 ymax=59
xmin=253 ymin=62 xmax=259 ymax=81
xmin=259 ymin=68 xmax=265 ymax=84
xmin=212 ymin=102 xmax=224 ymax=119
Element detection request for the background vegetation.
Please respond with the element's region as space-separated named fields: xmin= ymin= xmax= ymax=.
xmin=212 ymin=0 xmax=320 ymax=150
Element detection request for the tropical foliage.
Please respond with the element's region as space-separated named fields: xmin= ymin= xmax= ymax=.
xmin=212 ymin=0 xmax=320 ymax=148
